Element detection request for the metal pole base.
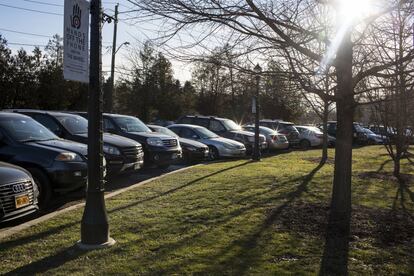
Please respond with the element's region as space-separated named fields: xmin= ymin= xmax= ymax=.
xmin=76 ymin=237 xmax=116 ymax=250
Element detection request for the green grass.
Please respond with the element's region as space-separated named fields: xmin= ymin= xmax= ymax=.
xmin=1 ymin=146 xmax=414 ymax=275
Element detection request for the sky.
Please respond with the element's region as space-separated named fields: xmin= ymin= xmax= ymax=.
xmin=0 ymin=0 xmax=193 ymax=82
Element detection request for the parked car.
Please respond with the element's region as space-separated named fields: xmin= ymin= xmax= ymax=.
xmin=10 ymin=110 xmax=144 ymax=175
xmin=168 ymin=124 xmax=246 ymax=160
xmin=295 ymin=126 xmax=325 ymax=149
xmin=148 ymin=124 xmax=209 ymax=163
xmin=259 ymin=119 xmax=300 ymax=147
xmin=325 ymin=121 xmax=368 ymax=145
xmin=101 ymin=114 xmax=182 ymax=169
xmin=242 ymin=125 xmax=289 ymax=150
xmin=362 ymin=127 xmax=385 ymax=144
xmin=0 ymin=112 xmax=89 ymax=207
xmin=0 ymin=162 xmax=39 ymax=222
xmin=176 ymin=115 xmax=267 ymax=153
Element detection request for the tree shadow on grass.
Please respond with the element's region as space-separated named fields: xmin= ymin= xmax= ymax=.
xmin=319 ymin=206 xmax=351 ymax=276
xmin=151 ymin=161 xmax=326 ymax=275
xmin=108 ymin=160 xmax=253 ymax=214
xmin=4 ymin=245 xmax=86 ymax=275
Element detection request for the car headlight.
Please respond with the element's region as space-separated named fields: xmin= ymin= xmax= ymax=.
xmin=247 ymin=136 xmax=255 ymax=142
xmin=103 ymin=144 xmax=121 ymax=155
xmin=32 ymin=180 xmax=39 ymax=203
xmin=147 ymin=137 xmax=164 ymax=147
xmin=55 ymin=152 xmax=83 ymax=162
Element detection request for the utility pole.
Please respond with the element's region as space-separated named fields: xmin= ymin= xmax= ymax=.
xmin=79 ymin=0 xmax=115 ymax=249
xmin=108 ymin=3 xmax=118 ymax=113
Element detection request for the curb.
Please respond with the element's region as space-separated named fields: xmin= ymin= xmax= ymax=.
xmin=0 ymin=164 xmax=201 ymax=241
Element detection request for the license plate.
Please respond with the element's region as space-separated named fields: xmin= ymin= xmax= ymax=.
xmin=134 ymin=163 xmax=141 ymax=170
xmin=15 ymin=194 xmax=30 ymax=209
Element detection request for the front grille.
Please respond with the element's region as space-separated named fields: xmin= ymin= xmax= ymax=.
xmin=162 ymin=139 xmax=178 ymax=147
xmin=0 ymin=180 xmax=35 ymax=215
xmin=122 ymin=146 xmax=143 ymax=160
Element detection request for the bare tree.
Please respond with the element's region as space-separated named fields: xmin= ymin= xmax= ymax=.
xmin=128 ymin=0 xmax=413 ymax=249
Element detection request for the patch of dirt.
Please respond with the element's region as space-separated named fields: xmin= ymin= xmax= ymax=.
xmin=272 ymin=202 xmax=414 ymax=246
xmin=358 ymin=171 xmax=414 ymax=183
xmin=303 ymin=157 xmax=335 ymax=165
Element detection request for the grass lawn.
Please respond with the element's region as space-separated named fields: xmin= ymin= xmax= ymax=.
xmin=1 ymin=146 xmax=414 ymax=275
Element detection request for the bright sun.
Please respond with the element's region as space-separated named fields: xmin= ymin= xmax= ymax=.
xmin=337 ymin=0 xmax=374 ymax=19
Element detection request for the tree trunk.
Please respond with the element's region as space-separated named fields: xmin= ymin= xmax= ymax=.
xmin=321 ymin=99 xmax=329 ymax=164
xmin=330 ymin=29 xmax=354 ymax=228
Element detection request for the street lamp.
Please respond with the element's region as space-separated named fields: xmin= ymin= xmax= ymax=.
xmin=108 ymin=41 xmax=129 ymax=113
xmin=252 ymin=63 xmax=262 ymax=161
xmin=79 ymin=0 xmax=115 ymax=250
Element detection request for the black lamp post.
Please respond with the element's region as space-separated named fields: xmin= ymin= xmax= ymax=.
xmin=252 ymin=63 xmax=262 ymax=161
xmin=78 ymin=0 xmax=115 ymax=250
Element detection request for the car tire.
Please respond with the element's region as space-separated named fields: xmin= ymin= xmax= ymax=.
xmin=300 ymin=139 xmax=311 ymax=150
xmin=209 ymin=146 xmax=219 ymax=160
xmin=367 ymin=139 xmax=375 ymax=145
xmin=28 ymin=167 xmax=52 ymax=209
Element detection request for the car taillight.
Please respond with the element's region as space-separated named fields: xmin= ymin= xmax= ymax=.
xmin=272 ymin=135 xmax=278 ymax=141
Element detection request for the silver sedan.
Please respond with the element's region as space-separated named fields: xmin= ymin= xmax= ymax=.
xmin=168 ymin=124 xmax=246 ymax=160
xmin=243 ymin=125 xmax=289 ymax=150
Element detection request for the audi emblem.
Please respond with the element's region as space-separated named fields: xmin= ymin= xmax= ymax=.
xmin=12 ymin=184 xmax=26 ymax=193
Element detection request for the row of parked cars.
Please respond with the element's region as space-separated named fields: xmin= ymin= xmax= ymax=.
xmin=0 ymin=110 xmax=395 ymax=223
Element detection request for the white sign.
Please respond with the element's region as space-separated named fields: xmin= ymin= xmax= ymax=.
xmin=63 ymin=0 xmax=89 ymax=83
xmin=252 ymin=97 xmax=257 ymax=114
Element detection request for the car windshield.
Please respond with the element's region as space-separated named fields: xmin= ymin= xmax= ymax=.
xmin=113 ymin=116 xmax=151 ymax=133
xmin=195 ymin=127 xmax=219 ymax=139
xmin=364 ymin=128 xmax=375 ymax=135
xmin=56 ymin=115 xmax=88 ymax=134
xmin=281 ymin=124 xmax=297 ymax=132
xmin=0 ymin=117 xmax=57 ymax=142
xmin=354 ymin=124 xmax=364 ymax=132
xmin=222 ymin=119 xmax=242 ymax=131
xmin=154 ymin=127 xmax=178 ymax=137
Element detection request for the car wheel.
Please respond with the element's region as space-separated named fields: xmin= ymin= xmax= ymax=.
xmin=367 ymin=139 xmax=375 ymax=145
xmin=209 ymin=146 xmax=219 ymax=160
xmin=28 ymin=168 xmax=52 ymax=209
xmin=300 ymin=139 xmax=311 ymax=150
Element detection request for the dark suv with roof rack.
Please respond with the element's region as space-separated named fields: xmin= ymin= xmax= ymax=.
xmin=102 ymin=113 xmax=182 ymax=169
xmin=176 ymin=115 xmax=267 ymax=153
xmin=9 ymin=110 xmax=144 ymax=175
xmin=259 ymin=119 xmax=300 ymax=147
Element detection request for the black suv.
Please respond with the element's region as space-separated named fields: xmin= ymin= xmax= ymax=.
xmin=102 ymin=114 xmax=182 ymax=169
xmin=176 ymin=115 xmax=267 ymax=153
xmin=11 ymin=110 xmax=144 ymax=175
xmin=0 ymin=162 xmax=39 ymax=222
xmin=259 ymin=120 xmax=300 ymax=147
xmin=0 ymin=112 xmax=89 ymax=207
xmin=325 ymin=121 xmax=368 ymax=145
xmin=148 ymin=124 xmax=209 ymax=163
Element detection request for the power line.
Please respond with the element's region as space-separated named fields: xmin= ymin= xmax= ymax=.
xmin=0 ymin=3 xmax=63 ymax=16
xmin=7 ymin=42 xmax=47 ymax=47
xmin=20 ymin=0 xmax=63 ymax=7
xmin=0 ymin=28 xmax=52 ymax=38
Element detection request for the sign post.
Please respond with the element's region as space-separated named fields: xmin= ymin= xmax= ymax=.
xmin=64 ymin=0 xmax=114 ymax=249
